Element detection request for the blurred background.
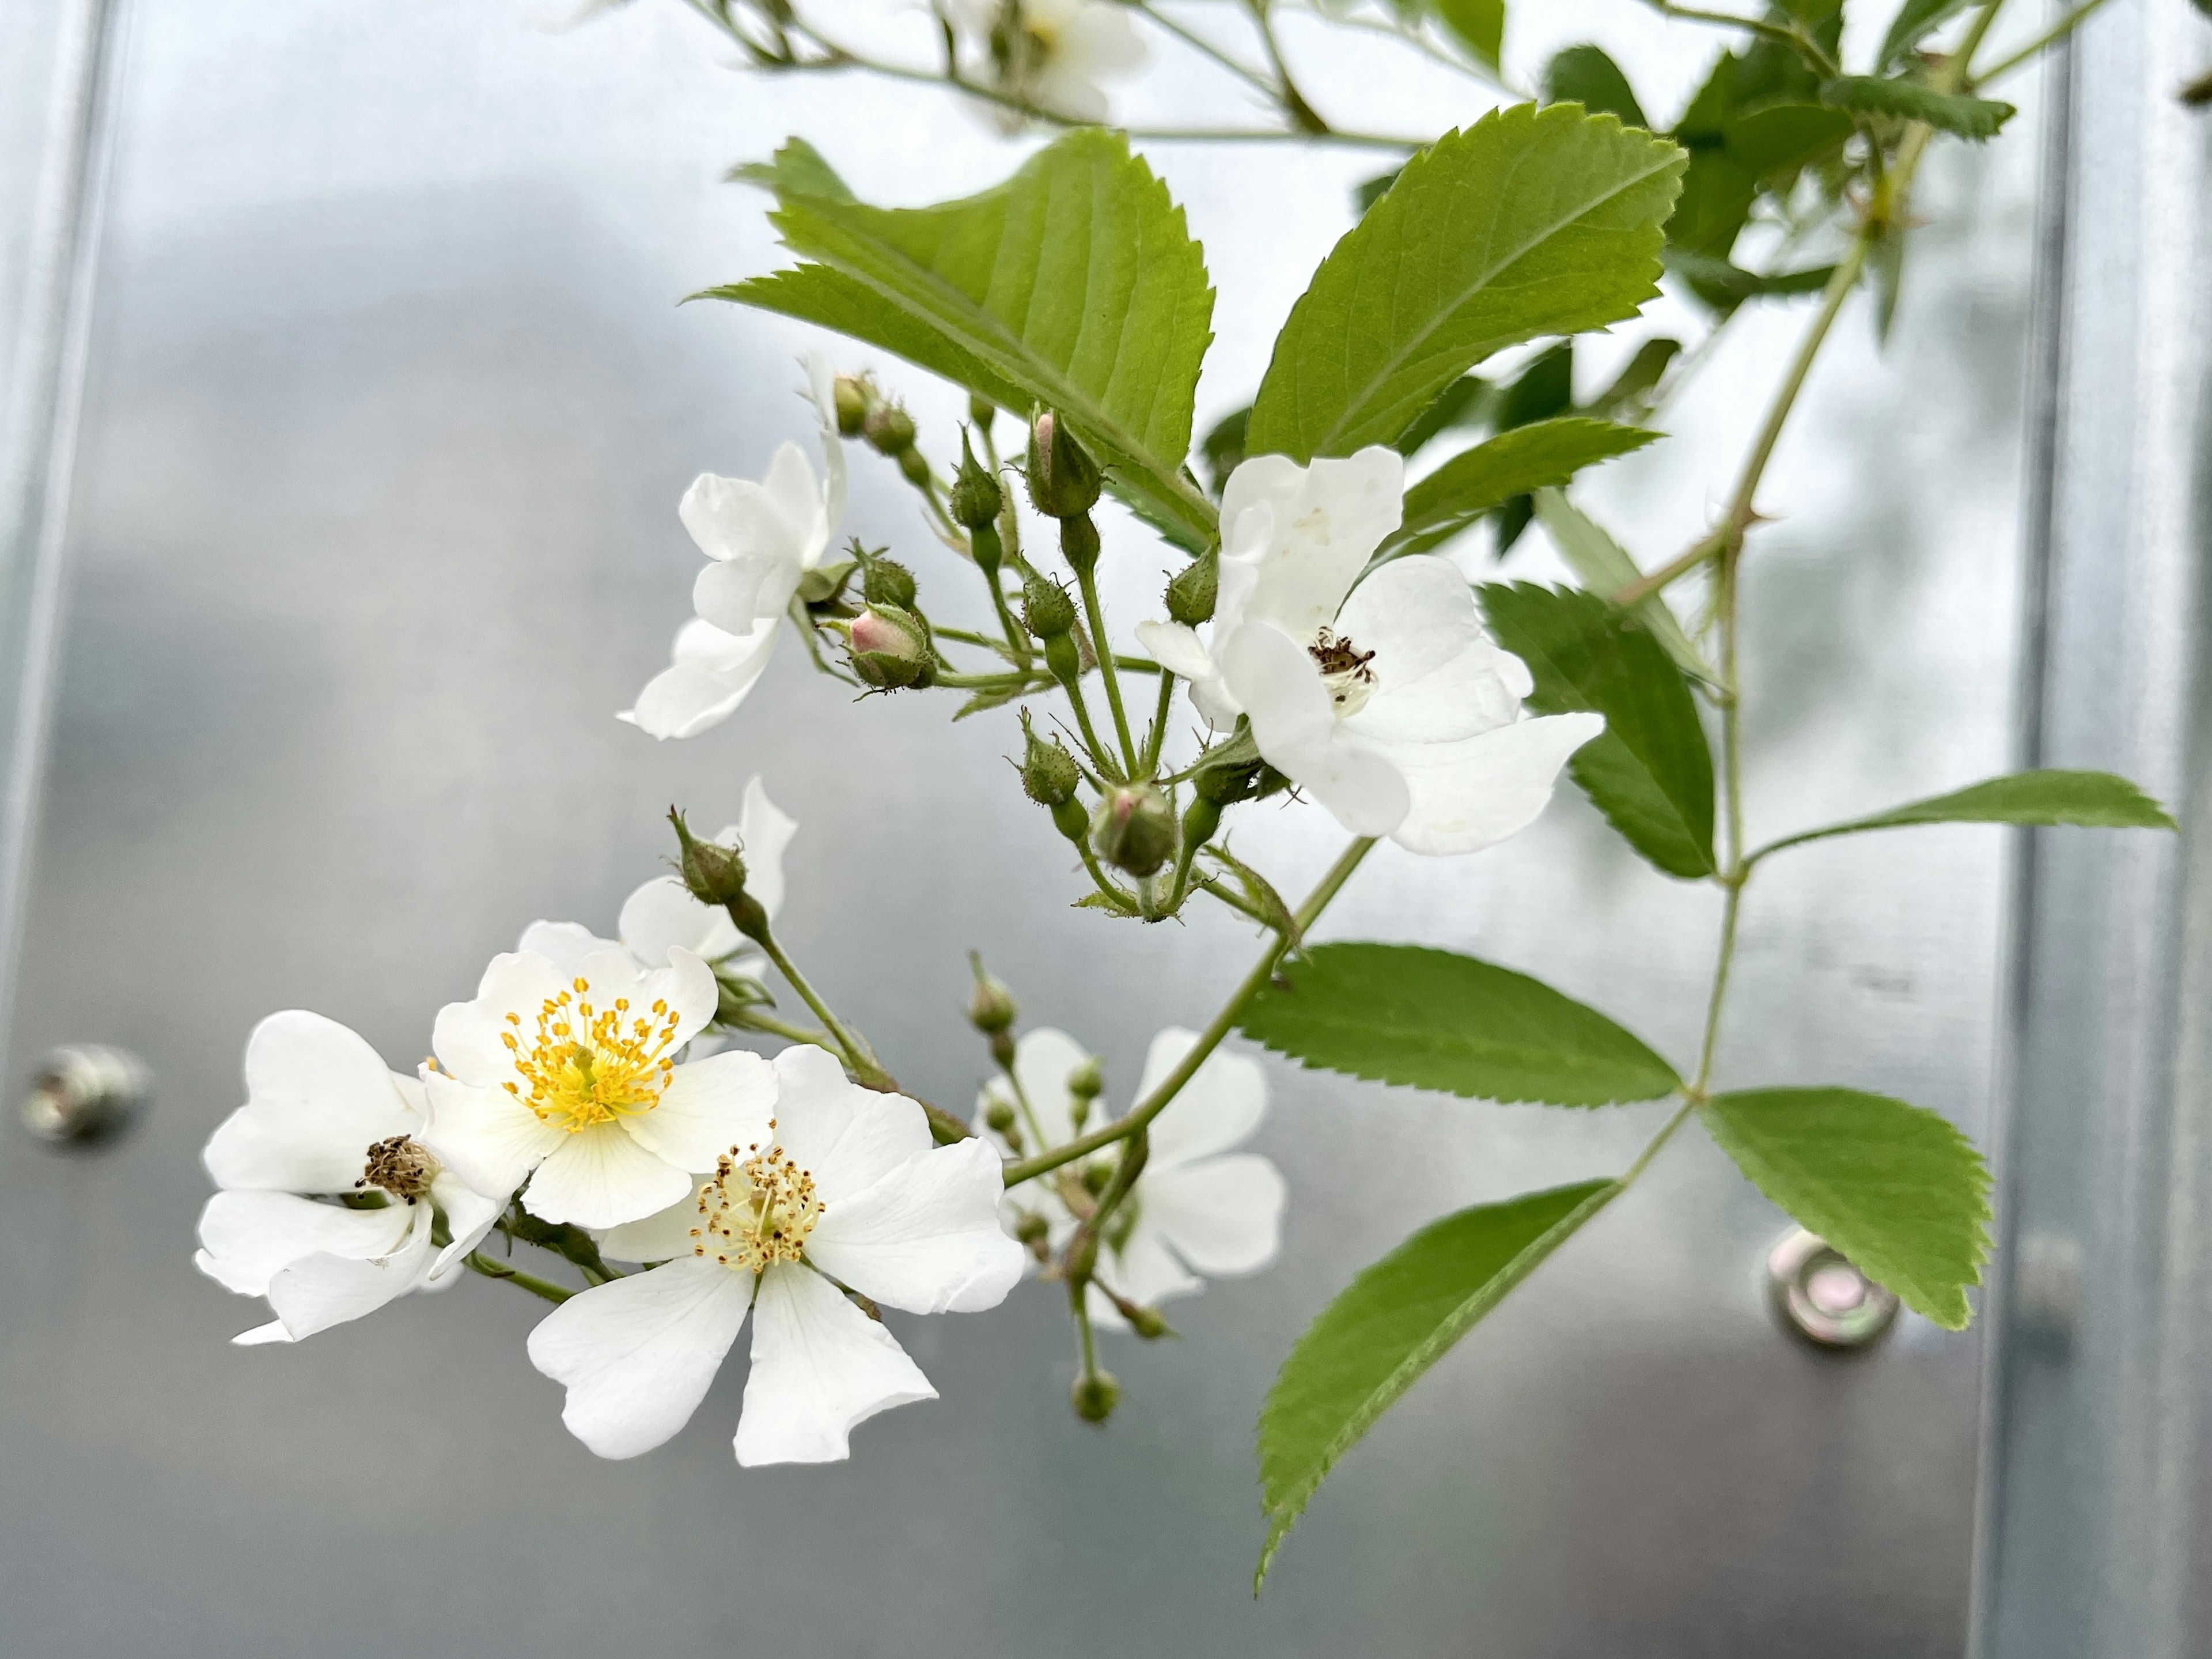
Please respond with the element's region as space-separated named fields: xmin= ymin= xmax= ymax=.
xmin=0 ymin=1 xmax=2206 ymax=1654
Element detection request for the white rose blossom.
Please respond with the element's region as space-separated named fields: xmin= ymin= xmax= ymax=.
xmin=419 ymin=945 xmax=775 ymax=1229
xmin=953 ymin=0 xmax=1147 ymax=128
xmin=527 ymin=1044 xmax=1024 ymax=1465
xmin=519 ymin=775 xmax=798 ymax=998
xmin=620 ymin=355 xmax=846 ymax=740
xmin=196 ymin=1012 xmax=502 ymax=1344
xmin=1135 ymin=448 xmax=1607 ymax=855
xmin=978 ymin=1027 xmax=1286 ymax=1328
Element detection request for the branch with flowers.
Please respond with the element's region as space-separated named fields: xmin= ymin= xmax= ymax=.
xmin=197 ymin=0 xmax=2184 ymax=1592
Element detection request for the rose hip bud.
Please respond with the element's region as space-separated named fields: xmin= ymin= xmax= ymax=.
xmin=863 ymin=400 xmax=916 ymax=456
xmin=1071 ymin=1369 xmax=1120 ymax=1424
xmin=967 ymin=952 xmax=1018 ymax=1035
xmin=668 ymin=808 xmax=749 ymax=906
xmin=832 ymin=373 xmax=872 ymax=438
xmin=1165 ymin=547 xmax=1218 ymax=626
xmin=1019 ymin=717 xmax=1081 ymax=807
xmin=1025 ymin=409 xmax=1102 ymax=518
xmin=847 ymin=604 xmax=935 ymax=691
xmin=859 ymin=553 xmax=918 ymax=609
xmin=1090 ymin=783 xmax=1176 ymax=878
xmin=1022 ymin=571 xmax=1077 ymax=639
xmin=949 ymin=431 xmax=1005 ymax=531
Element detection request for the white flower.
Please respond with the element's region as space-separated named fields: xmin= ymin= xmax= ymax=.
xmin=519 ymin=775 xmax=798 ymax=989
xmin=419 ymin=946 xmax=774 ymax=1229
xmin=953 ymin=0 xmax=1147 ymax=128
xmin=620 ymin=355 xmax=846 ymax=740
xmin=1135 ymin=448 xmax=1605 ymax=856
xmin=977 ymin=1027 xmax=1286 ymax=1328
xmin=195 ymin=1012 xmax=502 ymax=1344
xmin=527 ymin=1045 xmax=1023 ymax=1465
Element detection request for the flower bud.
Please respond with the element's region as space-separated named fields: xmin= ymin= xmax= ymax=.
xmin=1071 ymin=1369 xmax=1120 ymax=1423
xmin=863 ymin=399 xmax=916 ymax=456
xmin=847 ymin=604 xmax=935 ymax=691
xmin=1081 ymin=1160 xmax=1113 ymax=1197
xmin=1015 ymin=1210 xmax=1051 ymax=1257
xmin=1165 ymin=548 xmax=1218 ymax=626
xmin=1090 ymin=784 xmax=1176 ymax=878
xmin=968 ymin=392 xmax=997 ymax=431
xmin=1067 ymin=1054 xmax=1104 ymax=1103
xmin=949 ymin=432 xmax=1005 ymax=531
xmin=832 ymin=373 xmax=871 ymax=437
xmin=859 ymin=553 xmax=918 ymax=609
xmin=967 ymin=952 xmax=1018 ymax=1034
xmin=897 ymin=446 xmax=930 ymax=488
xmin=1019 ymin=717 xmax=1081 ymax=807
xmin=1059 ymin=512 xmax=1101 ymax=576
xmin=983 ymin=1099 xmax=1019 ymax=1142
xmin=1022 ymin=571 xmax=1077 ymax=639
xmin=1026 ymin=410 xmax=1102 ymax=518
xmin=1125 ymin=1303 xmax=1171 ymax=1341
xmin=668 ymin=808 xmax=749 ymax=907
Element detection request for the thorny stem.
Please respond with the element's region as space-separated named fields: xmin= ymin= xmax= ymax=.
xmin=1076 ymin=841 xmax=1142 ymax=912
xmin=1003 ymin=835 xmax=1376 ymax=1187
xmin=1141 ymin=669 xmax=1176 ymax=778
xmin=1058 ymin=665 xmax=1123 ymax=782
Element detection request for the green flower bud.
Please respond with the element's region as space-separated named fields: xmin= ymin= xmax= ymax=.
xmin=1059 ymin=512 xmax=1101 ymax=576
xmin=1022 ymin=571 xmax=1077 ymax=639
xmin=967 ymin=952 xmax=1018 ymax=1034
xmin=1026 ymin=410 xmax=1101 ymax=519
xmin=1180 ymin=793 xmax=1222 ymax=865
xmin=796 ymin=558 xmax=857 ymax=607
xmin=1071 ymin=1369 xmax=1120 ymax=1424
xmin=847 ymin=604 xmax=935 ymax=691
xmin=968 ymin=392 xmax=997 ymax=431
xmin=1014 ymin=1209 xmax=1050 ymax=1249
xmin=897 ymin=446 xmax=930 ymax=488
xmin=949 ymin=433 xmax=1005 ymax=531
xmin=863 ymin=400 xmax=916 ymax=455
xmin=983 ymin=1099 xmax=1019 ymax=1140
xmin=1165 ymin=548 xmax=1218 ymax=626
xmin=1051 ymin=797 xmax=1089 ymax=843
xmin=1019 ymin=717 xmax=1081 ymax=807
xmin=668 ymin=808 xmax=749 ymax=906
xmin=1126 ymin=1304 xmax=1170 ymax=1341
xmin=1067 ymin=1054 xmax=1104 ymax=1102
xmin=832 ymin=373 xmax=871 ymax=438
xmin=1090 ymin=784 xmax=1176 ymax=878
xmin=859 ymin=552 xmax=918 ymax=609
xmin=1081 ymin=1160 xmax=1113 ymax=1197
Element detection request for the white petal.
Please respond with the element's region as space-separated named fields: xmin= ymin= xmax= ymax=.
xmin=205 ymin=1012 xmax=420 ymax=1192
xmin=1209 ymin=497 xmax=1272 ymax=645
xmin=418 ymin=1070 xmax=565 ymax=1201
xmin=1093 ymin=1214 xmax=1202 ymax=1310
xmin=618 ymin=877 xmax=740 ymax=967
xmin=600 ymin=1179 xmax=711 ymax=1262
xmin=527 ymin=1256 xmax=753 ymax=1459
xmin=1142 ymin=1154 xmax=1286 ymax=1277
xmin=1219 ymin=448 xmax=1404 ymax=640
xmin=1132 ymin=1028 xmax=1268 ymax=1168
xmin=771 ymin=1045 xmax=931 ymax=1205
xmin=735 ymin=777 xmax=800 ymax=923
xmin=266 ymin=1203 xmax=436 ymax=1339
xmin=195 ymin=1190 xmax=414 ymax=1296
xmin=522 ymin=1123 xmax=692 ymax=1229
xmin=619 ymin=619 xmax=777 ymax=740
xmin=624 ymin=1049 xmax=778 ymax=1173
xmin=1339 ymin=557 xmax=1525 ymax=744
xmin=1059 ymin=2 xmax=1147 ymax=73
xmin=806 ymin=1139 xmax=1025 ymax=1314
xmin=1132 ymin=619 xmax=1217 ymax=680
xmin=427 ymin=1171 xmax=505 ymax=1283
xmin=625 ymin=945 xmax=719 ymax=1048
xmin=1366 ymin=710 xmax=1605 ymax=857
xmin=681 ymin=460 xmax=810 ymax=577
xmin=518 ymin=921 xmax=620 ymax=978
xmin=734 ymin=1262 xmax=936 ymax=1466
xmin=231 ymin=1319 xmax=296 ymax=1346
xmin=762 ymin=440 xmax=831 ymax=568
xmin=431 ymin=950 xmax=566 ymax=1089
xmin=1222 ymin=623 xmax=1410 ymax=837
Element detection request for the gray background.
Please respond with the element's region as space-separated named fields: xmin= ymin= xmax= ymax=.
xmin=0 ymin=1 xmax=2085 ymax=1653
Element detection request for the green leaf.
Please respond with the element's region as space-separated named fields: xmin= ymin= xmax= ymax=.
xmin=1585 ymin=335 xmax=1680 ymax=418
xmin=1820 ymin=75 xmax=2017 ymax=140
xmin=1200 ymin=405 xmax=1250 ymax=497
xmin=728 ymin=135 xmax=854 ymax=200
xmin=1667 ymin=101 xmax=1851 ymax=260
xmin=1698 ymin=1088 xmax=1991 ymax=1328
xmin=1256 ymin=1179 xmax=1618 ymax=1587
xmin=1480 ymin=582 xmax=1715 ymax=877
xmin=1247 ymin=105 xmax=1685 ymax=462
xmin=1237 ymin=942 xmax=1680 ymax=1106
xmin=1530 ymin=489 xmax=1714 ymax=684
xmin=1393 ymin=374 xmax=1497 ymax=459
xmin=1879 ymin=0 xmax=1975 ymax=69
xmin=1667 ymin=249 xmax=1839 ymax=311
xmin=1544 ymin=44 xmax=1648 ymax=128
xmin=1352 ymin=168 xmax=1402 ymax=217
xmin=1395 ymin=419 xmax=1657 ymax=556
xmin=706 ymin=129 xmax=1219 ymax=548
xmin=1434 ymin=0 xmax=1505 ymax=70
xmin=1760 ymin=768 xmax=2178 ymax=857
xmin=1488 ymin=342 xmax=1577 ymax=554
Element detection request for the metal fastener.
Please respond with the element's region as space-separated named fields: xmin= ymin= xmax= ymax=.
xmin=1768 ymin=1225 xmax=1899 ymax=1350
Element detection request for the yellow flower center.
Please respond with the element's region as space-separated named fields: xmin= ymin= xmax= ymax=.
xmin=691 ymin=1135 xmax=824 ymax=1275
xmin=499 ymin=979 xmax=681 ymax=1133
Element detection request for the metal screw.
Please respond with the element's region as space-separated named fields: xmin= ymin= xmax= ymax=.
xmin=1767 ymin=1225 xmax=1899 ymax=1350
xmin=21 ymin=1044 xmax=150 ymax=1144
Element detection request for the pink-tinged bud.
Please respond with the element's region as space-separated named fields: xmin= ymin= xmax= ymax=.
xmin=1090 ymin=783 xmax=1176 ymax=878
xmin=846 ymin=604 xmax=935 ymax=691
xmin=1026 ymin=409 xmax=1102 ymax=518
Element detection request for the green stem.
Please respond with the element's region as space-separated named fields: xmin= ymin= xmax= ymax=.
xmin=1241 ymin=0 xmax=1330 ymax=132
xmin=1636 ymin=0 xmax=1839 ymax=75
xmin=719 ymin=1006 xmax=835 ymax=1049
xmin=1140 ymin=667 xmax=1177 ymax=778
xmin=1127 ymin=0 xmax=1277 ymax=95
xmin=1971 ymin=0 xmax=2110 ymax=86
xmin=1075 ymin=842 xmax=1142 ymax=912
xmin=745 ymin=923 xmax=889 ymax=1087
xmin=467 ymin=1251 xmax=574 ymax=1305
xmin=1195 ymin=872 xmax=1271 ymax=927
xmin=1075 ymin=565 xmax=1142 ymax=777
xmin=1004 ymin=836 xmax=1376 ymax=1186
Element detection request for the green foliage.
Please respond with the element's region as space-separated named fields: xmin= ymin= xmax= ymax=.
xmin=728 ymin=135 xmax=854 ymax=200
xmin=1878 ymin=0 xmax=1976 ymax=69
xmin=1247 ymin=105 xmax=1684 ymax=461
xmin=1237 ymin=942 xmax=1680 ymax=1106
xmin=1255 ymin=1179 xmax=1618 ymax=1587
xmin=1820 ymin=76 xmax=2017 ymax=140
xmin=1480 ymin=583 xmax=1715 ymax=877
xmin=1488 ymin=343 xmax=1577 ymax=554
xmin=1393 ymin=374 xmax=1497 ymax=458
xmin=1544 ymin=44 xmax=1647 ymax=128
xmin=1434 ymin=0 xmax=1505 ymax=70
xmin=1394 ymin=419 xmax=1657 ymax=556
xmin=1762 ymin=769 xmax=2179 ymax=857
xmin=1667 ymin=251 xmax=1838 ymax=312
xmin=1584 ymin=336 xmax=1680 ymax=418
xmin=1698 ymin=1088 xmax=1991 ymax=1328
xmin=707 ymin=129 xmax=1218 ymax=547
xmin=1200 ymin=405 xmax=1250 ymax=497
xmin=1530 ymin=490 xmax=1714 ymax=685
xmin=1669 ymin=94 xmax=1853 ymax=261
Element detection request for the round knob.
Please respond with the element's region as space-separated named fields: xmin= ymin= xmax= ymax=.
xmin=21 ymin=1044 xmax=150 ymax=1144
xmin=1767 ymin=1226 xmax=1899 ymax=1350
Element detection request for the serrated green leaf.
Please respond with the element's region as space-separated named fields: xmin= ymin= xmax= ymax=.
xmin=1759 ymin=768 xmax=2178 ymax=858
xmin=1352 ymin=168 xmax=1402 ymax=217
xmin=1247 ymin=105 xmax=1684 ymax=462
xmin=1200 ymin=404 xmax=1251 ymax=497
xmin=1879 ymin=0 xmax=1975 ymax=69
xmin=1480 ymin=582 xmax=1714 ymax=877
xmin=1668 ymin=100 xmax=1851 ymax=260
xmin=1393 ymin=374 xmax=1496 ymax=459
xmin=728 ymin=135 xmax=853 ymax=200
xmin=1434 ymin=0 xmax=1505 ymax=70
xmin=1820 ymin=75 xmax=2016 ymax=139
xmin=1238 ymin=942 xmax=1680 ymax=1105
xmin=704 ymin=129 xmax=1218 ymax=547
xmin=1585 ymin=336 xmax=1681 ymax=418
xmin=1544 ymin=44 xmax=1647 ymax=128
xmin=1393 ymin=419 xmax=1657 ymax=556
xmin=1531 ymin=489 xmax=1715 ymax=684
xmin=1668 ymin=249 xmax=1839 ymax=311
xmin=1256 ymin=1179 xmax=1618 ymax=1587
xmin=1699 ymin=1088 xmax=1991 ymax=1328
